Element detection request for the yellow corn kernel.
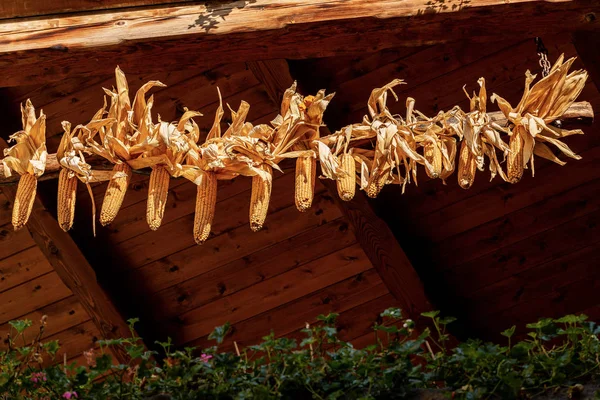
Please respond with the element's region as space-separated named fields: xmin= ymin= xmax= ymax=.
xmin=100 ymin=162 xmax=132 ymax=226
xmin=337 ymin=153 xmax=356 ymax=201
xmin=458 ymin=141 xmax=477 ymax=189
xmin=146 ymin=165 xmax=170 ymax=231
xmin=12 ymin=173 xmax=37 ymax=231
xmin=249 ymin=165 xmax=272 ymax=232
xmin=295 ymin=156 xmax=316 ymax=212
xmin=424 ymin=140 xmax=442 ymax=179
xmin=507 ymin=129 xmax=525 ymax=184
xmin=193 ymin=172 xmax=218 ymax=244
xmin=57 ymin=169 xmax=78 ymax=231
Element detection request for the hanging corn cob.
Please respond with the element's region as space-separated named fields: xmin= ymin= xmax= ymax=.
xmin=457 ymin=141 xmax=477 ymax=189
xmin=250 ymin=165 xmax=273 ymax=232
xmin=100 ymin=162 xmax=132 ymax=226
xmin=336 ymin=153 xmax=356 ymax=201
xmin=193 ymin=172 xmax=217 ymax=244
xmin=294 ymin=156 xmax=316 ymax=212
xmin=57 ymin=169 xmax=77 ymax=231
xmin=146 ymin=165 xmax=170 ymax=231
xmin=1 ymin=100 xmax=47 ymax=231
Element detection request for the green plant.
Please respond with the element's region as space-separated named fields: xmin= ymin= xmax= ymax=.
xmin=1 ymin=310 xmax=599 ymax=399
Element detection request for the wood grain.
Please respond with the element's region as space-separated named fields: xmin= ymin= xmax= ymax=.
xmin=0 ymin=246 xmax=54 ymax=293
xmin=0 ymin=1 xmax=597 ymax=86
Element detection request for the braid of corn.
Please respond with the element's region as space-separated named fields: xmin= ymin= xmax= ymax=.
xmin=424 ymin=140 xmax=442 ymax=179
xmin=100 ymin=162 xmax=132 ymax=226
xmin=57 ymin=169 xmax=78 ymax=231
xmin=12 ymin=173 xmax=37 ymax=231
xmin=507 ymin=129 xmax=525 ymax=184
xmin=249 ymin=165 xmax=272 ymax=232
xmin=458 ymin=141 xmax=477 ymax=189
xmin=193 ymin=172 xmax=218 ymax=244
xmin=146 ymin=165 xmax=170 ymax=231
xmin=337 ymin=153 xmax=356 ymax=201
xmin=295 ymin=156 xmax=316 ymax=212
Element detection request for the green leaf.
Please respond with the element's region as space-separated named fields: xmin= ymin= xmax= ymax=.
xmin=421 ymin=311 xmax=440 ymax=319
xmin=44 ymin=340 xmax=60 ymax=356
xmin=208 ymin=322 xmax=231 ymax=345
xmin=501 ymin=326 xmax=516 ymax=338
xmin=380 ymin=308 xmax=402 ymax=319
xmin=8 ymin=320 xmax=32 ymax=334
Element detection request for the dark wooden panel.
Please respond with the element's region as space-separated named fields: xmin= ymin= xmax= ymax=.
xmin=42 ymin=320 xmax=99 ymax=366
xmin=175 ymin=243 xmax=373 ymax=344
xmin=0 ymin=295 xmax=89 ymax=345
xmin=0 ymin=221 xmax=36 ymax=260
xmin=443 ymin=208 xmax=600 ymax=295
xmin=188 ymin=269 xmax=387 ymax=351
xmin=0 ymin=272 xmax=72 ymax=324
xmin=0 ymin=246 xmax=54 ymax=293
xmin=152 ymin=218 xmax=356 ymax=316
xmin=130 ymin=191 xmax=342 ymax=291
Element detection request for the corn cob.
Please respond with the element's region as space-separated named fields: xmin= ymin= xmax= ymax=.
xmin=193 ymin=172 xmax=217 ymax=244
xmin=337 ymin=153 xmax=356 ymax=201
xmin=100 ymin=162 xmax=132 ymax=226
xmin=424 ymin=141 xmax=442 ymax=179
xmin=12 ymin=173 xmax=37 ymax=231
xmin=57 ymin=169 xmax=78 ymax=231
xmin=366 ymin=173 xmax=388 ymax=198
xmin=507 ymin=129 xmax=525 ymax=184
xmin=295 ymin=156 xmax=316 ymax=212
xmin=249 ymin=165 xmax=272 ymax=232
xmin=146 ymin=165 xmax=170 ymax=231
xmin=457 ymin=141 xmax=477 ymax=189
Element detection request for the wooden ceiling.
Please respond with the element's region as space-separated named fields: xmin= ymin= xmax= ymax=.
xmin=0 ymin=0 xmax=599 ymax=362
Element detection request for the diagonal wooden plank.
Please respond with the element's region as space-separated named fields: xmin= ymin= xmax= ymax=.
xmin=249 ymin=59 xmax=433 ymax=318
xmin=0 ymin=138 xmax=136 ymax=364
xmin=0 ymin=0 xmax=598 ymax=87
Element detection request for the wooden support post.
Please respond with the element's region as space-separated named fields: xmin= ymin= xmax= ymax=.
xmin=249 ymin=59 xmax=433 ymax=318
xmin=1 ymin=138 xmax=136 ymax=364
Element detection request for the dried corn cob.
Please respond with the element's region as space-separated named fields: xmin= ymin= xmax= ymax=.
xmin=250 ymin=165 xmax=272 ymax=232
xmin=507 ymin=129 xmax=525 ymax=184
xmin=295 ymin=156 xmax=316 ymax=212
xmin=366 ymin=173 xmax=388 ymax=198
xmin=424 ymin=141 xmax=442 ymax=179
xmin=337 ymin=153 xmax=356 ymax=201
xmin=100 ymin=162 xmax=132 ymax=226
xmin=193 ymin=172 xmax=217 ymax=244
xmin=57 ymin=169 xmax=78 ymax=231
xmin=457 ymin=141 xmax=477 ymax=189
xmin=12 ymin=173 xmax=37 ymax=231
xmin=146 ymin=165 xmax=170 ymax=231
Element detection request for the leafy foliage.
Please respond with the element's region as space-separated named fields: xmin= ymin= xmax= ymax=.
xmin=1 ymin=310 xmax=599 ymax=399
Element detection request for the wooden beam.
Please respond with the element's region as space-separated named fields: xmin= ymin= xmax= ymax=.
xmin=573 ymin=30 xmax=600 ymax=93
xmin=0 ymin=0 xmax=598 ymax=87
xmin=1 ymin=138 xmax=136 ymax=364
xmin=249 ymin=59 xmax=433 ymax=318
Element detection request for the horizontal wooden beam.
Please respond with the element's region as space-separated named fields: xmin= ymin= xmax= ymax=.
xmin=0 ymin=0 xmax=597 ymax=87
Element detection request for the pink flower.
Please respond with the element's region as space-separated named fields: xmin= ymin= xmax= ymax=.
xmin=200 ymin=353 xmax=213 ymax=363
xmin=30 ymin=372 xmax=47 ymax=384
xmin=62 ymin=391 xmax=78 ymax=399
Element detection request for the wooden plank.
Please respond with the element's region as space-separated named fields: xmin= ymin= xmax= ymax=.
xmin=128 ymin=191 xmax=342 ymax=288
xmin=0 ymin=221 xmax=36 ymax=260
xmin=0 ymin=246 xmax=54 ymax=293
xmin=465 ymin=242 xmax=600 ymax=317
xmin=188 ymin=269 xmax=387 ymax=351
xmin=0 ymin=1 xmax=598 ymax=87
xmin=41 ymin=320 xmax=100 ymax=367
xmin=573 ymin=30 xmax=600 ymax=93
xmin=0 ymin=272 xmax=72 ymax=324
xmin=151 ymin=217 xmax=357 ymax=317
xmin=442 ymin=208 xmax=600 ymax=295
xmin=0 ymin=0 xmax=194 ymax=20
xmin=433 ymin=178 xmax=600 ymax=270
xmin=118 ymin=171 xmax=329 ymax=268
xmin=0 ymin=192 xmax=12 ymax=224
xmin=175 ymin=243 xmax=373 ymax=344
xmin=0 ymin=295 xmax=89 ymax=346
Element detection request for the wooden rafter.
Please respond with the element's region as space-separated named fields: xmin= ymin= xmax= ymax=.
xmin=0 ymin=0 xmax=598 ymax=87
xmin=248 ymin=59 xmax=433 ymax=318
xmin=573 ymin=31 xmax=600 ymax=93
xmin=1 ymin=138 xmax=136 ymax=364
